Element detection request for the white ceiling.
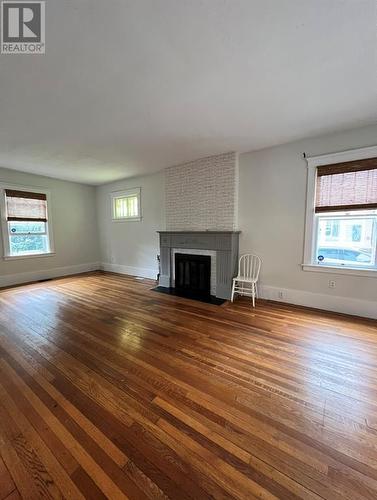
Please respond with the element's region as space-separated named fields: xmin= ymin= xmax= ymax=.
xmin=0 ymin=0 xmax=376 ymax=185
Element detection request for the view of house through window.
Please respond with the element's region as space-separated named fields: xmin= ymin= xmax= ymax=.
xmin=316 ymin=213 xmax=377 ymax=267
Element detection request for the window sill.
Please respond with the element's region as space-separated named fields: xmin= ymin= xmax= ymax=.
xmin=3 ymin=252 xmax=56 ymax=261
xmin=112 ymin=217 xmax=142 ymax=223
xmin=302 ymin=264 xmax=377 ymax=278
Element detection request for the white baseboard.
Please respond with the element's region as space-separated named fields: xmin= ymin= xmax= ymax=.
xmin=0 ymin=262 xmax=100 ymax=288
xmin=260 ymin=285 xmax=377 ymax=320
xmin=101 ymin=262 xmax=157 ymax=280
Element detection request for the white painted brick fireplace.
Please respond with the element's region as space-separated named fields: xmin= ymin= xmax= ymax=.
xmin=159 ymin=152 xmax=240 ymax=299
xmin=165 ymin=152 xmax=239 ymax=231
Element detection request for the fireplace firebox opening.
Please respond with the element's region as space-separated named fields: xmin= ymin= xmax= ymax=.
xmin=174 ymin=253 xmax=211 ymax=297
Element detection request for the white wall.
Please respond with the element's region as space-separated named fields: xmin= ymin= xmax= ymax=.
xmin=0 ymin=167 xmax=100 ymax=286
xmin=96 ymin=171 xmax=165 ymax=279
xmin=239 ymin=123 xmax=377 ymax=317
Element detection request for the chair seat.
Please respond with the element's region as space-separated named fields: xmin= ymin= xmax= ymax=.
xmin=233 ymin=276 xmax=257 ymax=283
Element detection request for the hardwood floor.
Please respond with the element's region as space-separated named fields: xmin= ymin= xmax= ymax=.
xmin=0 ymin=272 xmax=377 ymax=499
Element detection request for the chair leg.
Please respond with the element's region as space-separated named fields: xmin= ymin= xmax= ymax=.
xmin=231 ymin=280 xmax=236 ymax=302
xmin=252 ymin=283 xmax=256 ymax=308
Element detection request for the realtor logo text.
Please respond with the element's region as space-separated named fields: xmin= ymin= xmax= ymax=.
xmin=1 ymin=1 xmax=45 ymax=54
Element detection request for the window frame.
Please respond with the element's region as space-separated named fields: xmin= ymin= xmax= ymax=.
xmin=111 ymin=188 xmax=141 ymax=222
xmin=0 ymin=184 xmax=55 ymax=260
xmin=302 ymin=145 xmax=377 ymax=277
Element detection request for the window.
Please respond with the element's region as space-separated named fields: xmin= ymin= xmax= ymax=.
xmin=0 ymin=187 xmax=54 ymax=259
xmin=111 ymin=188 xmax=141 ymax=221
xmin=303 ymin=148 xmax=377 ymax=275
xmin=315 ymin=213 xmax=376 ymax=268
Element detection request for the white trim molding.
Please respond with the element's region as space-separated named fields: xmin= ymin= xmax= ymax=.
xmin=3 ymin=251 xmax=56 ymax=261
xmin=302 ymin=264 xmax=377 ymax=278
xmin=0 ymin=262 xmax=100 ymax=288
xmin=303 ymin=145 xmax=377 ymax=276
xmin=305 ymin=145 xmax=377 ymax=168
xmin=101 ymin=262 xmax=157 ymax=280
xmin=259 ymin=284 xmax=377 ymax=320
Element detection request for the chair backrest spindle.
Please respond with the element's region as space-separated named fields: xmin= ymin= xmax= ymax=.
xmin=238 ymin=254 xmax=261 ymax=281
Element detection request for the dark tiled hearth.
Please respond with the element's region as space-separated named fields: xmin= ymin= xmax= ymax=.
xmin=152 ymin=286 xmax=226 ymax=305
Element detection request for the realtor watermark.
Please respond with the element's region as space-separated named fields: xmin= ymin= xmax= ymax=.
xmin=1 ymin=1 xmax=45 ymax=54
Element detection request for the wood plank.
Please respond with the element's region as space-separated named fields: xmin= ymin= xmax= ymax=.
xmin=0 ymin=359 xmax=129 ymax=500
xmin=0 ymin=456 xmax=16 ymax=500
xmin=0 ymin=380 xmax=84 ymax=499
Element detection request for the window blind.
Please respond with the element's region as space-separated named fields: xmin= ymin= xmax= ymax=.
xmin=5 ymin=190 xmax=48 ymax=222
xmin=114 ymin=195 xmax=138 ymax=218
xmin=315 ymin=158 xmax=377 ymax=213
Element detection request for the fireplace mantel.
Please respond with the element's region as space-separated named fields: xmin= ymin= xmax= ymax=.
xmin=157 ymin=230 xmax=240 ymax=300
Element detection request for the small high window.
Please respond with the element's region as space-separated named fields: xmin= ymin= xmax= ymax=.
xmin=111 ymin=188 xmax=141 ymax=221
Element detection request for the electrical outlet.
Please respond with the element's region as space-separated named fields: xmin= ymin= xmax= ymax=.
xmin=328 ymin=280 xmax=336 ymax=289
xmin=278 ymin=291 xmax=284 ymax=299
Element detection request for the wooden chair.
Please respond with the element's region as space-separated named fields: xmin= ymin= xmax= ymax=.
xmin=231 ymin=254 xmax=261 ymax=307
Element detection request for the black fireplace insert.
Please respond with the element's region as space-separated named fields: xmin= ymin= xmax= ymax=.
xmin=174 ymin=253 xmax=211 ymax=297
